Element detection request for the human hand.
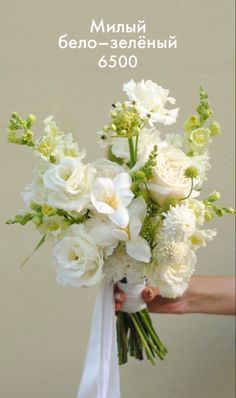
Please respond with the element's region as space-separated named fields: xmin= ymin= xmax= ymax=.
xmin=114 ymin=276 xmax=236 ymax=315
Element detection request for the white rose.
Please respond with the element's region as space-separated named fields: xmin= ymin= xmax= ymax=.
xmin=43 ymin=156 xmax=96 ymax=212
xmin=53 ymin=224 xmax=103 ymax=287
xmin=123 ymin=79 xmax=179 ymax=126
xmin=147 ymin=147 xmax=199 ymax=202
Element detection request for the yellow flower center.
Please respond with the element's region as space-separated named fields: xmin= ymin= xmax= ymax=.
xmin=105 ymin=195 xmax=119 ymax=209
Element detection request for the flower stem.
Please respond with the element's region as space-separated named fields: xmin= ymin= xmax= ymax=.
xmin=180 ymin=178 xmax=194 ymax=201
xmin=129 ymin=313 xmax=156 ymax=365
xmin=128 ymin=137 xmax=136 ymax=168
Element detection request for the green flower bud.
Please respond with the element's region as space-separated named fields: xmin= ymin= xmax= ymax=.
xmin=103 ymin=125 xmax=109 ymax=132
xmin=8 ymin=132 xmax=22 ymax=145
xmin=214 ymin=207 xmax=224 ymax=217
xmin=42 ymin=204 xmax=57 ymax=216
xmin=227 ymin=207 xmax=236 ymax=215
xmin=28 ymin=114 xmax=36 ymax=124
xmin=32 ymin=215 xmax=42 ymax=226
xmin=184 ymin=166 xmax=199 ymax=179
xmin=204 ymin=211 xmax=214 ymax=221
xmin=132 ymin=126 xmax=140 ymax=135
xmin=110 ymin=124 xmax=117 ymax=131
xmin=162 ymin=197 xmax=179 ymax=212
xmin=122 ymin=101 xmax=130 ymax=110
xmin=111 ymin=111 xmax=117 ymax=118
xmin=209 ymin=121 xmax=221 ymax=136
xmin=184 ymin=115 xmax=200 ymax=132
xmin=207 ymin=191 xmax=221 ymax=202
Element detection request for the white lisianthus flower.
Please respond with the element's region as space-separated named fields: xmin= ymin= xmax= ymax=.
xmin=104 ymin=245 xmax=145 ymax=284
xmin=123 ymin=79 xmax=179 ymax=126
xmin=190 ymin=228 xmax=217 ymax=249
xmin=53 ymin=224 xmax=103 ymax=288
xmin=162 ymin=204 xmax=196 ymax=242
xmin=93 ymin=158 xmax=124 ymax=179
xmin=147 ymin=240 xmax=196 ymax=298
xmin=44 ymin=156 xmax=96 ymax=212
xmin=147 ymin=147 xmax=199 ymax=202
xmin=90 ymin=172 xmax=134 ymax=228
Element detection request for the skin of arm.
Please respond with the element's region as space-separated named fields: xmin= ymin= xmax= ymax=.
xmin=114 ymin=276 xmax=236 ymax=315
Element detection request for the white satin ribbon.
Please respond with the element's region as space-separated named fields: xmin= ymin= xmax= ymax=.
xmin=77 ymin=278 xmax=120 ymax=398
xmin=117 ymin=281 xmax=147 ymax=313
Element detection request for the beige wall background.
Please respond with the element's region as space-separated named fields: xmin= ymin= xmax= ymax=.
xmin=0 ymin=0 xmax=235 ymax=397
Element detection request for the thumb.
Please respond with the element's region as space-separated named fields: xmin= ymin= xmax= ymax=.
xmin=142 ymin=285 xmax=159 ymax=302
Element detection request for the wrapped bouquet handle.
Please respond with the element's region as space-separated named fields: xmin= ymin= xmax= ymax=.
xmin=117 ymin=281 xmax=147 ymax=313
xmin=78 ymin=278 xmax=167 ymax=398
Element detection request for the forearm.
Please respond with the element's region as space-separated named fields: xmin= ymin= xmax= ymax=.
xmin=186 ymin=275 xmax=235 ymax=315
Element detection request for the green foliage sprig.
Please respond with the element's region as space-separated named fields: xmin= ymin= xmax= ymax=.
xmin=8 ymin=112 xmax=35 ymax=147
xmin=203 ymin=191 xmax=236 ymax=220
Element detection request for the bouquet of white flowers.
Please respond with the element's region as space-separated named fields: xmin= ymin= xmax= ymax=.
xmin=7 ymin=80 xmax=235 ymax=397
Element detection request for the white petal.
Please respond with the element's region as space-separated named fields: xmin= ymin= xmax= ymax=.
xmin=90 ymin=194 xmax=114 ymax=214
xmin=89 ymin=224 xmax=118 ymax=247
xmin=128 ymin=196 xmax=147 ymax=221
xmin=113 ymin=228 xmax=129 ymax=241
xmin=118 ymin=188 xmax=134 ymax=207
xmin=129 ymin=215 xmax=142 ymax=240
xmin=126 ymin=237 xmax=151 ymax=263
xmin=114 ymin=172 xmax=131 ymax=190
xmin=109 ymin=207 xmax=129 ymax=227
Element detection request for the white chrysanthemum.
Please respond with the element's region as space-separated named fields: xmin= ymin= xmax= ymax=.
xmin=53 ymin=224 xmax=103 ymax=288
xmin=104 ymin=245 xmax=145 ymax=284
xmin=190 ymin=228 xmax=217 ymax=249
xmin=162 ymin=204 xmax=196 ymax=242
xmin=147 ymin=240 xmax=196 ymax=298
xmin=44 ymin=156 xmax=96 ymax=212
xmin=123 ymin=79 xmax=179 ymax=126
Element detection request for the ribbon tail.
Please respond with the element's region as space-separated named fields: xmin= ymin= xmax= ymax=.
xmin=77 ymin=278 xmax=120 ymax=398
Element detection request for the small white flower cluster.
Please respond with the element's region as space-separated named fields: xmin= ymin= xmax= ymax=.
xmin=18 ymin=80 xmax=219 ymax=297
